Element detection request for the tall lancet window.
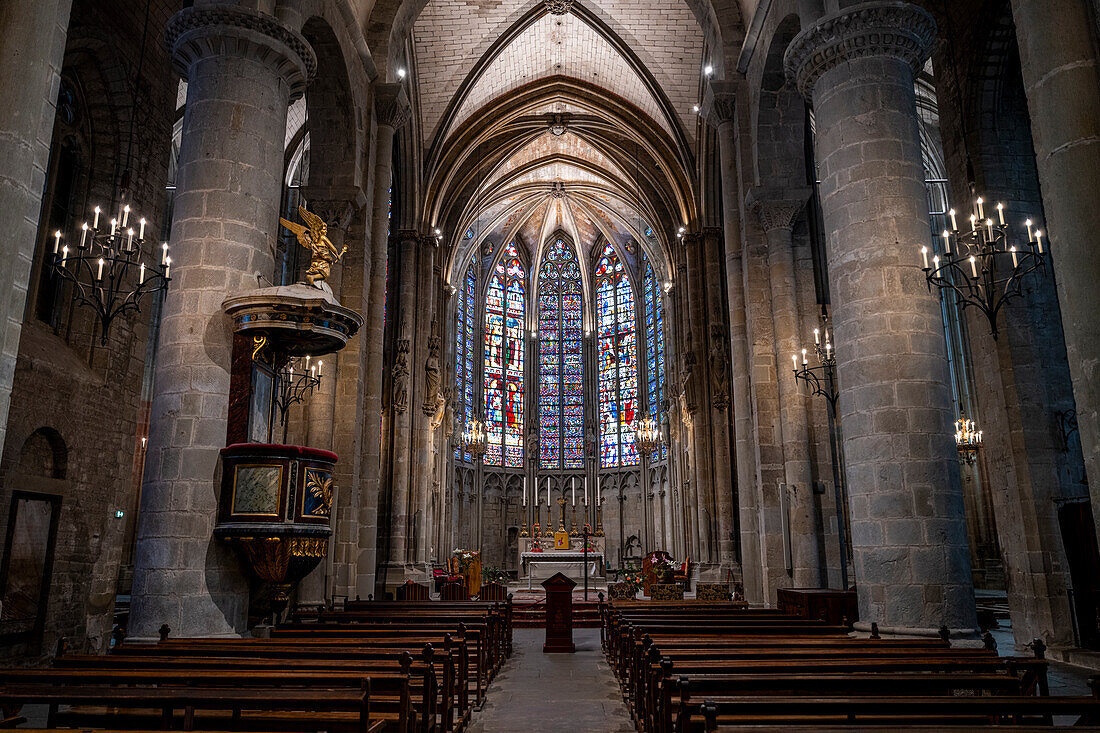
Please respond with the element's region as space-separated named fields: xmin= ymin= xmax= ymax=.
xmin=484 ymin=241 xmax=526 ymax=467
xmin=537 ymin=238 xmax=585 ymax=470
xmin=454 ymin=261 xmax=477 ymax=461
xmin=643 ymin=255 xmax=667 ymax=460
xmin=596 ymin=242 xmax=639 ymax=468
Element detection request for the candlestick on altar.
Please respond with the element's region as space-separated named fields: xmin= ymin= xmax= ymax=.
xmin=523 ymin=476 xmax=527 ymax=506
xmin=571 ymin=477 xmax=575 ymax=506
xmin=570 ymin=502 xmax=579 ymax=536
xmin=595 ymin=504 xmax=604 ymax=536
xmin=556 ymin=495 xmax=566 ymax=532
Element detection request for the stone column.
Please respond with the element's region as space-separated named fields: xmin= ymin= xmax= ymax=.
xmin=746 ymin=187 xmax=820 ymax=588
xmin=384 ymin=229 xmax=420 ymax=578
xmin=703 ymin=81 xmax=763 ymax=601
xmin=682 ymin=233 xmax=713 ymax=563
xmin=412 ymin=237 xmax=438 ymax=568
xmin=357 ymin=84 xmax=410 ymax=597
xmin=297 ymin=196 xmax=356 ymax=606
xmin=701 ymin=227 xmax=737 ymax=575
xmin=130 ymin=5 xmax=315 ymax=638
xmin=0 ymin=0 xmax=73 ymax=457
xmin=786 ymin=2 xmax=976 ymax=633
xmin=1010 ymin=0 xmax=1100 ymax=536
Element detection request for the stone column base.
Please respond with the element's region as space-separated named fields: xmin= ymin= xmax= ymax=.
xmin=851 ymin=621 xmax=979 ymax=641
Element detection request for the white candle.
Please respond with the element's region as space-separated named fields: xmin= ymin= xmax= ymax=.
xmin=1010 ymin=246 xmax=1018 ymax=268
xmin=932 ymin=255 xmax=939 ymax=269
xmin=523 ymin=477 xmax=527 ymax=506
xmin=161 ymin=242 xmax=168 ymax=265
xmin=139 ymin=262 xmax=145 ymax=284
xmin=996 ymin=203 xmax=1005 ymax=225
xmin=110 ymin=218 xmax=117 ymax=236
xmin=792 ymin=353 xmax=798 ymax=370
xmin=139 ymin=218 xmax=146 ymax=240
xmin=976 ymin=197 xmax=984 ymax=219
xmin=584 ymin=476 xmax=588 ymax=506
xmin=571 ymin=477 xmax=575 ymax=506
xmin=949 ymin=209 xmax=957 ymax=231
xmin=942 ymin=230 xmax=951 ymax=255
xmin=97 ymin=258 xmax=104 ymax=280
xmin=986 ymin=219 xmax=993 ymax=238
xmin=921 ymin=246 xmax=929 ymax=269
xmin=825 ymin=341 xmax=832 ymax=358
xmin=1025 ymin=219 xmax=1034 ymax=243
xmin=122 ymin=205 xmax=130 ymax=228
xmin=813 ymin=328 xmax=820 ymax=344
xmin=127 ymin=228 xmax=134 ymax=249
xmin=547 ymin=476 xmax=550 ymax=507
xmin=54 ymin=230 xmax=61 ymax=254
xmin=317 ymin=361 xmax=322 ymax=377
xmin=1035 ymin=230 xmax=1043 ymax=254
xmin=80 ymin=223 xmax=88 ymax=249
xmin=61 ymin=245 xmax=68 ymax=267
xmin=597 ymin=476 xmax=601 ymax=506
xmin=969 ymin=255 xmax=978 ymax=279
xmin=801 ymin=348 xmax=808 ymax=366
xmin=970 ymin=214 xmax=977 ymax=232
xmin=164 ymin=256 xmax=171 ymax=279
xmin=311 ymin=365 xmax=316 ymax=378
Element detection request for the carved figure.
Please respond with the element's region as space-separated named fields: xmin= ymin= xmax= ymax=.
xmin=392 ymin=339 xmax=410 ymax=413
xmin=423 ymin=335 xmax=441 ymax=416
xmin=709 ymin=323 xmax=730 ymax=410
xmin=279 ymin=205 xmax=347 ymax=287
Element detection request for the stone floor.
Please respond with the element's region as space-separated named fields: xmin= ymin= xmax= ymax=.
xmin=467 ymin=628 xmax=634 ymax=733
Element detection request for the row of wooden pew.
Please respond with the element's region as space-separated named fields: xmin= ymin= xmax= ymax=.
xmin=599 ymin=598 xmax=1100 ymax=732
xmin=0 ymin=597 xmax=512 ymax=733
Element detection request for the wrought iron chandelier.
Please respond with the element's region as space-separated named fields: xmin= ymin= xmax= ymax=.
xmin=793 ymin=320 xmax=839 ymax=409
xmin=52 ymin=205 xmax=170 ymax=344
xmin=633 ymin=414 xmax=664 ymax=457
xmin=921 ymin=199 xmax=1046 ymax=339
xmin=275 ymin=355 xmax=323 ymax=425
xmin=461 ymin=417 xmax=488 ymax=458
xmin=954 ymin=413 xmax=983 ymax=465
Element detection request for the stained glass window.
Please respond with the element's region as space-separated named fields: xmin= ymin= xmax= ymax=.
xmin=537 ymin=239 xmax=585 ymax=470
xmin=455 ymin=262 xmax=477 ymax=461
xmin=643 ymin=256 xmax=667 ymax=460
xmin=484 ymin=242 xmax=526 ymax=467
xmin=596 ymin=242 xmax=639 ymax=468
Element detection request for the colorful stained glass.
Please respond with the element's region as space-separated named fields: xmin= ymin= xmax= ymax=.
xmin=596 ymin=242 xmax=639 ymax=468
xmin=454 ymin=262 xmax=477 ymax=461
xmin=537 ymin=239 xmax=585 ymax=470
xmin=484 ymin=241 xmax=525 ymax=467
xmin=644 ymin=257 xmax=667 ymax=460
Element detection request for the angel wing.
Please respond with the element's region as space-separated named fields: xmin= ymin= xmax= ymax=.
xmin=298 ymin=205 xmax=327 ymax=238
xmin=279 ymin=216 xmax=308 ymax=240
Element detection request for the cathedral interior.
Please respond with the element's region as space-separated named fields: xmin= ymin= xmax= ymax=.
xmin=3 ymin=0 xmax=1100 ymax=727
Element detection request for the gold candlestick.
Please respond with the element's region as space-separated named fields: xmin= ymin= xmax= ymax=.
xmin=544 ymin=502 xmax=554 ymax=536
xmin=570 ymin=504 xmax=579 ymax=536
xmin=520 ymin=507 xmax=529 ymax=537
xmin=556 ymin=496 xmax=566 ymax=532
xmin=595 ymin=505 xmax=604 ymax=536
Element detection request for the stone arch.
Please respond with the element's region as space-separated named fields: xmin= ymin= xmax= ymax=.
xmin=754 ymin=13 xmax=807 ymax=189
xmin=301 ymin=16 xmax=360 ymax=192
xmin=17 ymin=428 xmax=68 ymax=481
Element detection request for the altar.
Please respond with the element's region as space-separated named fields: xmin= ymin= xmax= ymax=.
xmin=521 ymin=550 xmax=605 ymax=589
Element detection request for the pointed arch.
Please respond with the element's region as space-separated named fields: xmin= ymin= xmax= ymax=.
xmin=455 ymin=259 xmax=479 ymax=461
xmin=537 ymin=236 xmax=585 ymax=470
xmin=595 ymin=241 xmax=638 ymax=468
xmin=484 ymin=240 xmax=526 ymax=467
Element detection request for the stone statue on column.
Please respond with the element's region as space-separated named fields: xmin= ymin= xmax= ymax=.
xmin=392 ymin=338 xmax=410 ymax=413
xmin=423 ymin=334 xmax=441 ymax=416
xmin=680 ymin=351 xmax=698 ymax=417
xmin=709 ymin=323 xmax=730 ymax=411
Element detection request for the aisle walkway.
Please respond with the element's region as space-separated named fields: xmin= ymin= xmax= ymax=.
xmin=467 ymin=628 xmax=634 ymax=732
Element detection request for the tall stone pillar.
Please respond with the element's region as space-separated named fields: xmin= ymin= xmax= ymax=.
xmin=412 ymin=237 xmax=438 ymax=568
xmin=1010 ymin=0 xmax=1100 ymax=535
xmin=703 ymin=81 xmax=763 ymax=601
xmin=0 ymin=0 xmax=73 ymax=457
xmin=746 ymin=187 xmax=820 ymax=588
xmin=682 ymin=233 xmax=714 ymax=563
xmin=786 ymin=2 xmax=976 ymax=633
xmin=384 ymin=229 xmax=420 ymax=577
xmin=358 ymin=85 xmax=410 ymax=597
xmin=130 ymin=6 xmax=315 ymax=638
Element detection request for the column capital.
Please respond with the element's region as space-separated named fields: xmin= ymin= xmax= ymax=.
xmin=700 ymin=81 xmax=737 ymax=128
xmin=300 ymin=186 xmax=367 ymax=233
xmin=166 ymin=5 xmax=316 ymax=101
xmin=745 ymin=186 xmax=812 ymax=233
xmin=395 ymin=228 xmax=421 ymax=246
xmin=374 ymin=84 xmax=413 ymax=130
xmin=784 ymin=1 xmax=936 ymax=99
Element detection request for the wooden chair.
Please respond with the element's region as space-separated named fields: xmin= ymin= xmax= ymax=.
xmin=439 ymin=581 xmax=469 ymax=601
xmin=395 ymin=580 xmax=430 ymax=601
xmin=479 ymin=581 xmax=506 ymax=601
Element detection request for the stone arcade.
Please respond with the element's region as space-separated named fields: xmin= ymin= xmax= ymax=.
xmin=2 ymin=0 xmax=1100 ymax=728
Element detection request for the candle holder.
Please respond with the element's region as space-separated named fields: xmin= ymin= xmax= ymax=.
xmin=50 ymin=204 xmax=171 ymax=344
xmin=520 ymin=512 xmax=529 ymax=537
xmin=544 ymin=504 xmax=555 ymax=537
xmin=793 ymin=325 xmax=839 ymax=410
xmin=556 ymin=496 xmax=566 ymax=533
xmin=922 ymin=198 xmax=1046 ymax=340
xmin=595 ymin=505 xmax=604 ymax=536
xmin=570 ymin=504 xmax=578 ymax=536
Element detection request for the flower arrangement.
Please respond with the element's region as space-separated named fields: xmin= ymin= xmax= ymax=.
xmin=611 ymin=563 xmax=645 ymax=595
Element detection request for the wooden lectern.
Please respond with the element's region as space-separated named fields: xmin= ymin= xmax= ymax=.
xmin=541 ymin=572 xmax=576 ymax=653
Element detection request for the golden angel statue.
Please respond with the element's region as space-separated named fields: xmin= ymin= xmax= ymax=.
xmin=279 ymin=205 xmax=347 ymax=287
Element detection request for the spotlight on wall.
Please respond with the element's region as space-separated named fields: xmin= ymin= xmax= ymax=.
xmin=434 ymin=228 xmax=442 ymax=236
xmin=397 ymin=67 xmax=407 ymax=79
xmin=663 ymin=281 xmax=672 ymax=293
xmin=703 ymin=64 xmax=713 ymax=77
xmin=692 ymin=104 xmax=700 ymax=113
